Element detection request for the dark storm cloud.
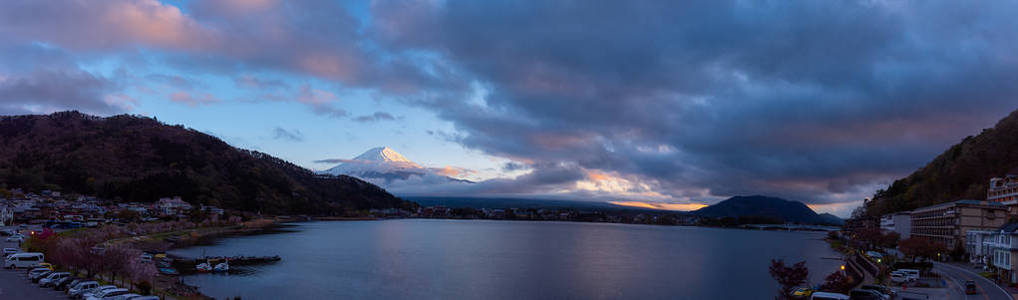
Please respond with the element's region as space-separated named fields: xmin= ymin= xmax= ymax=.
xmin=368 ymin=0 xmax=1018 ymax=205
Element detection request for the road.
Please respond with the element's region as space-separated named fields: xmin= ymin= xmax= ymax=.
xmin=0 ymin=233 xmax=64 ymax=300
xmin=934 ymin=262 xmax=1013 ymax=300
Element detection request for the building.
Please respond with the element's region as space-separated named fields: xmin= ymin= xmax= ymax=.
xmin=967 ymin=223 xmax=1018 ymax=284
xmin=989 ymin=173 xmax=1018 ymax=214
xmin=0 ymin=205 xmax=12 ymax=226
xmin=880 ymin=211 xmax=912 ymax=239
xmin=911 ymin=200 xmax=1007 ymax=248
xmin=156 ymin=196 xmax=193 ymax=215
xmin=843 ymin=216 xmax=879 ymax=233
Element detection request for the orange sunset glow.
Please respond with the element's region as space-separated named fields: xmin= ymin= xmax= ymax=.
xmin=608 ymin=201 xmax=708 ymax=211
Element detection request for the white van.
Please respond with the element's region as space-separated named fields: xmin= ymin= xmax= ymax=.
xmin=811 ymin=292 xmax=850 ymax=300
xmin=4 ymin=252 xmax=44 ymax=269
xmin=897 ymin=268 xmax=920 ymax=280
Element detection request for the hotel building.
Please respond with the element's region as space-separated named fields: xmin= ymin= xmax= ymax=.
xmin=910 ymin=200 xmax=1007 ymax=248
xmin=989 ymin=174 xmax=1018 ymax=214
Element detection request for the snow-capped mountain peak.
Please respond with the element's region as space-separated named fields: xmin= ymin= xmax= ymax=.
xmin=354 ymin=146 xmax=413 ymax=163
xmin=318 ymin=147 xmax=472 ymax=189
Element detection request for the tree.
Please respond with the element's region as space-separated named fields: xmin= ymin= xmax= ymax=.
xmin=770 ymin=259 xmax=809 ymax=300
xmin=819 ymin=271 xmax=853 ymax=293
xmin=899 ymin=238 xmax=947 ymax=262
xmin=880 ymin=232 xmax=901 ymax=249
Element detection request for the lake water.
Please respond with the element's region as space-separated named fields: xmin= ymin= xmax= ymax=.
xmin=170 ymin=219 xmax=843 ymax=300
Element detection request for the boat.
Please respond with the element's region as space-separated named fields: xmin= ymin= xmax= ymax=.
xmin=195 ymin=262 xmax=212 ymax=272
xmin=213 ymin=261 xmax=229 ymax=272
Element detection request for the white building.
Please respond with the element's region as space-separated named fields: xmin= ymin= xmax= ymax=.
xmin=968 ymin=223 xmax=1018 ymax=283
xmin=879 ymin=211 xmax=912 ymax=239
xmin=157 ymin=196 xmax=192 ymax=215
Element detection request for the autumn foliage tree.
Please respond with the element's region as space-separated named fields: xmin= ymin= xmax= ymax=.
xmin=770 ymin=259 xmax=809 ymax=300
xmin=899 ymin=237 xmax=947 ymax=262
xmin=819 ymin=270 xmax=853 ymax=293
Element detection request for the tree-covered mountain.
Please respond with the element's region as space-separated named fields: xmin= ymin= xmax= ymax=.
xmin=866 ymin=110 xmax=1018 ymax=217
xmin=0 ymin=111 xmax=413 ymax=215
xmin=692 ymin=195 xmax=843 ymax=225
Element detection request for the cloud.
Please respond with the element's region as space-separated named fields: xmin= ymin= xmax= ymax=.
xmin=353 ymin=111 xmax=397 ymax=123
xmin=296 ymin=84 xmax=347 ymax=118
xmin=0 ymin=0 xmax=212 ymax=51
xmin=4 ymin=1 xmax=1018 ymax=215
xmin=272 ymin=127 xmax=303 ymax=142
xmin=364 ymin=0 xmax=1018 ymax=211
xmin=169 ymin=91 xmax=218 ymax=107
xmin=608 ymin=201 xmax=708 ymax=212
xmin=234 ymin=75 xmax=289 ymax=90
xmin=0 ymin=70 xmax=130 ymax=115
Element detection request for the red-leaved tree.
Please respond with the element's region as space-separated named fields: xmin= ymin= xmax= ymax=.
xmin=770 ymin=259 xmax=809 ymax=300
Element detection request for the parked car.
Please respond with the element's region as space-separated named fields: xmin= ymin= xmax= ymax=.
xmin=965 ymin=280 xmax=978 ymax=294
xmin=2 ymin=247 xmax=17 ymax=257
xmin=68 ymin=281 xmax=100 ymax=297
xmin=792 ymin=287 xmax=814 ymax=297
xmin=30 ymin=270 xmax=53 ymax=282
xmin=39 ymin=272 xmax=71 ymax=287
xmin=890 ymin=271 xmax=915 ymax=284
xmin=27 ymin=268 xmax=51 ymax=280
xmin=55 ymin=276 xmax=81 ymax=290
xmin=895 ymin=268 xmax=920 ymax=281
xmin=80 ymin=285 xmax=118 ymax=300
xmin=62 ymin=278 xmax=85 ymax=291
xmin=860 ymin=284 xmax=895 ymax=297
xmin=5 ymin=234 xmax=24 ymax=242
xmin=848 ymin=289 xmax=886 ymax=300
xmin=84 ymin=288 xmax=128 ymax=300
xmin=4 ymin=252 xmax=44 ymax=269
xmin=33 ymin=262 xmax=54 ymax=270
xmin=811 ymin=292 xmax=850 ymax=300
xmin=106 ymin=293 xmax=141 ymax=300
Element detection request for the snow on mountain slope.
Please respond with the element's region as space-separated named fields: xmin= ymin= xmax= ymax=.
xmin=353 ymin=147 xmax=415 ymax=163
xmin=320 ymin=147 xmax=464 ymax=184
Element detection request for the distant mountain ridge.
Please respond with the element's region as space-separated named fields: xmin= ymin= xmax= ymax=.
xmin=692 ymin=195 xmax=844 ymax=225
xmin=867 ymin=109 xmax=1018 ymax=216
xmin=0 ymin=111 xmax=412 ymax=214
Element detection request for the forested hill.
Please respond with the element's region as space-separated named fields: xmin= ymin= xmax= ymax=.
xmin=0 ymin=111 xmax=412 ymax=215
xmin=866 ymin=109 xmax=1018 ymax=216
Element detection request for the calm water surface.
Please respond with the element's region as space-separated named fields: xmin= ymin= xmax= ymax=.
xmin=170 ymin=220 xmax=842 ymax=300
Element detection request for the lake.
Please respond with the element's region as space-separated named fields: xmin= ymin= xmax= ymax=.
xmin=169 ymin=219 xmax=843 ymax=300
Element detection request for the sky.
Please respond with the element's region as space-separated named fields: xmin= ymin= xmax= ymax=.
xmin=2 ymin=0 xmax=1018 ymax=217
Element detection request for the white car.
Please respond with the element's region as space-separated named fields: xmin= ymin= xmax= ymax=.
xmin=68 ymin=281 xmax=99 ymax=297
xmin=2 ymin=247 xmax=17 ymax=257
xmin=106 ymin=293 xmax=141 ymax=300
xmin=39 ymin=272 xmax=70 ymax=287
xmin=85 ymin=288 xmax=128 ymax=300
xmin=80 ymin=285 xmax=118 ymax=300
xmin=5 ymin=235 xmax=24 ymax=242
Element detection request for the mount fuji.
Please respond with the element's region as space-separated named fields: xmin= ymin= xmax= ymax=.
xmin=319 ymin=147 xmax=471 ymax=185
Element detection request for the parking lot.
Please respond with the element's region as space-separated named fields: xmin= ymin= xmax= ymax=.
xmin=0 ymin=236 xmax=65 ymax=300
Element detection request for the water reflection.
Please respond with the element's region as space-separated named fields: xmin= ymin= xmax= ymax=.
xmin=170 ymin=220 xmax=841 ymax=300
